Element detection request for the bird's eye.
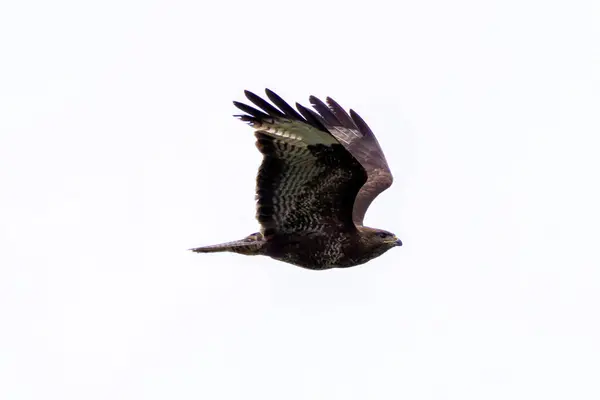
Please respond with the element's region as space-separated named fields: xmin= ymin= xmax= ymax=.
xmin=377 ymin=232 xmax=390 ymax=238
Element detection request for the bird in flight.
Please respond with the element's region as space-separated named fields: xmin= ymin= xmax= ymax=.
xmin=191 ymin=89 xmax=402 ymax=270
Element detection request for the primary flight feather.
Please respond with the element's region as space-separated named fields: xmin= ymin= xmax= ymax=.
xmin=191 ymin=89 xmax=402 ymax=270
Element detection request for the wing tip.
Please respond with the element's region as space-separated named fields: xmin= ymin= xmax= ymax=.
xmin=349 ymin=108 xmax=375 ymax=137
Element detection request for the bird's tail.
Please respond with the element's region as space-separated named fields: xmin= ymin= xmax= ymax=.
xmin=189 ymin=232 xmax=264 ymax=256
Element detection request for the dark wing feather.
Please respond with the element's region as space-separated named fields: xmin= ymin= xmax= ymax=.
xmin=235 ymin=90 xmax=367 ymax=238
xmin=233 ymin=101 xmax=270 ymax=120
xmin=325 ymin=97 xmax=358 ymax=129
xmin=265 ymin=88 xmax=305 ymax=121
xmin=309 ymin=96 xmax=394 ymax=226
xmin=308 ymin=95 xmax=341 ymax=126
xmin=295 ymin=103 xmax=327 ymax=131
xmin=244 ymin=90 xmax=286 ymax=118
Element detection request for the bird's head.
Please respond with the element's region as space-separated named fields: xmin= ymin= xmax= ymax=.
xmin=358 ymin=226 xmax=403 ymax=257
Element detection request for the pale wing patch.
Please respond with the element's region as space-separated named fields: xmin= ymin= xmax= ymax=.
xmin=249 ymin=118 xmax=339 ymax=146
xmin=327 ymin=126 xmax=362 ymax=146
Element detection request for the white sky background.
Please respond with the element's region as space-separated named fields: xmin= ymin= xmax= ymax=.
xmin=1 ymin=0 xmax=599 ymax=398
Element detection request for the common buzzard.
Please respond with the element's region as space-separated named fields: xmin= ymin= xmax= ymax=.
xmin=191 ymin=89 xmax=402 ymax=270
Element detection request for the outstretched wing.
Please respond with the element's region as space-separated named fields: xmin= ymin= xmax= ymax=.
xmin=234 ymin=89 xmax=367 ymax=239
xmin=309 ymin=95 xmax=393 ymax=226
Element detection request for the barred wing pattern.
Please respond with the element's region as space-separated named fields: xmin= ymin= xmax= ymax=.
xmin=234 ymin=90 xmax=367 ymax=239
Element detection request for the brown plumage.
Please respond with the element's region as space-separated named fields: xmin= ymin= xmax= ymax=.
xmin=191 ymin=89 xmax=402 ymax=270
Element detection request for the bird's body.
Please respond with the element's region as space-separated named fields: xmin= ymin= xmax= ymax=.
xmin=196 ymin=228 xmax=396 ymax=270
xmin=191 ymin=89 xmax=402 ymax=270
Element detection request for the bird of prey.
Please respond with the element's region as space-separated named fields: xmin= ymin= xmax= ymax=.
xmin=191 ymin=89 xmax=402 ymax=270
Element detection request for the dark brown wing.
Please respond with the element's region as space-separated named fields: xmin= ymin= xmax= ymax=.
xmin=234 ymin=89 xmax=368 ymax=238
xmin=309 ymin=95 xmax=393 ymax=226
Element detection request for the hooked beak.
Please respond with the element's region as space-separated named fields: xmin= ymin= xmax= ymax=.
xmin=384 ymin=236 xmax=403 ymax=246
